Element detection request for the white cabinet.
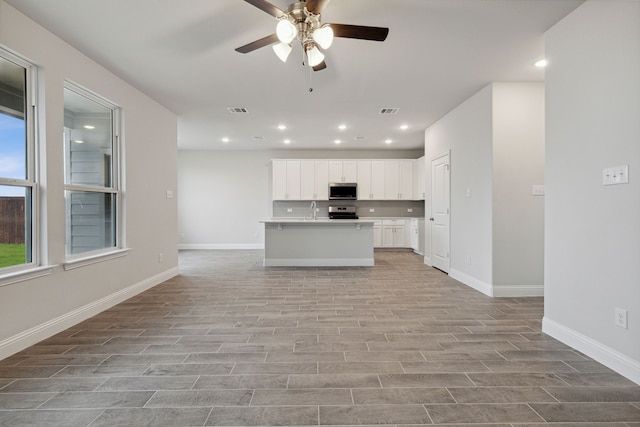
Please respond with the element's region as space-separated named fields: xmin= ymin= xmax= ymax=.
xmin=272 ymin=160 xmax=301 ymax=200
xmin=373 ymin=220 xmax=382 ymax=247
xmin=300 ymin=160 xmax=329 ymax=200
xmin=410 ymin=218 xmax=425 ymax=254
xmin=413 ymin=156 xmax=426 ymax=200
xmin=381 ymin=219 xmax=408 ymax=247
xmin=384 ymin=160 xmax=413 ymax=200
xmin=357 ymin=160 xmax=385 ymax=200
xmin=329 ymin=160 xmax=357 ymax=183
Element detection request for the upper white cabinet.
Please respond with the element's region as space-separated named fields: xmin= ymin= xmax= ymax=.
xmin=329 ymin=160 xmax=357 ymax=183
xmin=272 ymin=160 xmax=301 ymax=200
xmin=273 ymin=158 xmax=419 ymax=201
xmin=300 ymin=160 xmax=329 ymax=200
xmin=357 ymin=160 xmax=385 ymax=200
xmin=385 ymin=160 xmax=413 ymax=200
xmin=413 ymin=156 xmax=426 ymax=200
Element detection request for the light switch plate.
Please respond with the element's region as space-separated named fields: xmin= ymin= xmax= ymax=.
xmin=603 ymin=165 xmax=629 ymax=186
xmin=532 ymin=185 xmax=545 ymax=196
xmin=166 ymin=190 xmax=174 ymax=199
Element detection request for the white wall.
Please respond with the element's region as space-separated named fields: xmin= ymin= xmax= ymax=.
xmin=177 ymin=149 xmax=422 ymax=248
xmin=543 ymin=0 xmax=640 ymax=384
xmin=424 ymin=82 xmax=545 ymax=297
xmin=425 ymin=85 xmax=495 ymax=289
xmin=0 ymin=1 xmax=178 ymax=358
xmin=492 ymin=83 xmax=545 ymax=292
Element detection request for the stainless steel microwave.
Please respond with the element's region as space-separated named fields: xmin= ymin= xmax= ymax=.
xmin=329 ymin=182 xmax=357 ymax=200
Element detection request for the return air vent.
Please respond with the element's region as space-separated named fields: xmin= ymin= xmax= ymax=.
xmin=227 ymin=107 xmax=249 ymax=114
xmin=379 ymin=108 xmax=399 ymax=115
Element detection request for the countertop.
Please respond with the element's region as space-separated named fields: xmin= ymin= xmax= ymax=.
xmin=261 ymin=218 xmax=376 ymax=224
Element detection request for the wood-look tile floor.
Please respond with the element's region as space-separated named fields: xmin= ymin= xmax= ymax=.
xmin=1 ymin=250 xmax=639 ymax=426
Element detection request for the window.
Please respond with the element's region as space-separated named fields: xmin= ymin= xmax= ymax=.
xmin=0 ymin=49 xmax=37 ymax=272
xmin=63 ymin=83 xmax=120 ymax=257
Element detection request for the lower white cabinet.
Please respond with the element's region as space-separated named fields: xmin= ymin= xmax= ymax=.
xmin=410 ymin=218 xmax=425 ymax=254
xmin=373 ymin=220 xmax=382 ymax=247
xmin=380 ymin=219 xmax=409 ymax=248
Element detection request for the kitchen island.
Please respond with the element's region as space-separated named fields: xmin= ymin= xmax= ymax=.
xmin=260 ymin=219 xmax=375 ymax=267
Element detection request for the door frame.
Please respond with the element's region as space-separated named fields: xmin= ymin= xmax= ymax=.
xmin=429 ymin=151 xmax=450 ymax=273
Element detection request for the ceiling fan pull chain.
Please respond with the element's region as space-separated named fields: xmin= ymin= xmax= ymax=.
xmin=308 ymin=63 xmax=314 ymax=93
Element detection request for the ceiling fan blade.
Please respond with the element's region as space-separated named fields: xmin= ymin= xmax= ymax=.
xmin=235 ymin=34 xmax=279 ymax=53
xmin=242 ymin=0 xmax=285 ymax=17
xmin=306 ymin=0 xmax=331 ymax=15
xmin=330 ymin=23 xmax=389 ymax=42
xmin=312 ymin=60 xmax=327 ymax=72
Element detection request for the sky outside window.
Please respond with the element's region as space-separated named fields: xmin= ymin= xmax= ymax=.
xmin=0 ymin=113 xmax=26 ymax=196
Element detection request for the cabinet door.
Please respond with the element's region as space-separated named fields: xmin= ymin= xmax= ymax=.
xmin=414 ymin=157 xmax=426 ymax=200
xmin=300 ymin=160 xmax=316 ymax=200
xmin=373 ymin=225 xmax=382 ymax=247
xmin=393 ymin=225 xmax=406 ymax=247
xmin=343 ymin=160 xmax=358 ymax=182
xmin=285 ymin=160 xmax=301 ymax=200
xmin=384 ymin=161 xmax=400 ymax=199
xmin=382 ymin=226 xmax=394 ymax=247
xmin=315 ymin=160 xmax=329 ymax=200
xmin=329 ymin=161 xmax=343 ymax=182
xmin=370 ymin=160 xmax=386 ymax=200
xmin=357 ymin=160 xmax=372 ymax=199
xmin=398 ymin=161 xmax=413 ymax=200
xmin=272 ymin=160 xmax=288 ymax=200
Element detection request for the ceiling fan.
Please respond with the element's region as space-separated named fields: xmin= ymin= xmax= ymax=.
xmin=235 ymin=0 xmax=389 ymax=71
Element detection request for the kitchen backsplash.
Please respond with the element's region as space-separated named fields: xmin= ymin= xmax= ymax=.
xmin=273 ymin=200 xmax=425 ymax=219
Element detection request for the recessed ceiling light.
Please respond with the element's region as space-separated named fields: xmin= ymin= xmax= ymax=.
xmin=278 ymin=124 xmax=287 ymax=130
xmin=222 ymin=137 xmax=230 ymax=143
xmin=334 ymin=139 xmax=342 ymax=144
xmin=83 ymin=125 xmax=95 ymax=130
xmin=385 ymin=139 xmax=393 ymax=144
xmin=73 ymin=140 xmax=84 ymax=144
xmin=283 ymin=139 xmax=291 ymax=144
xmin=534 ymin=59 xmax=548 ymax=68
xmin=338 ymin=124 xmax=347 ymax=131
xmin=400 ymin=124 xmax=409 ymax=130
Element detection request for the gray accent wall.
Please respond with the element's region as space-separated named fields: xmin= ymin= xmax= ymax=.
xmin=543 ymin=0 xmax=640 ymax=384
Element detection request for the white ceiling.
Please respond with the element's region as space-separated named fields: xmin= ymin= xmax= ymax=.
xmin=7 ymin=0 xmax=584 ymax=151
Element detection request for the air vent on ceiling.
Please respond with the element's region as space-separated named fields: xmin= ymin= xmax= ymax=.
xmin=253 ymin=136 xmax=265 ymax=141
xmin=227 ymin=107 xmax=249 ymax=114
xmin=354 ymin=136 xmax=366 ymax=141
xmin=379 ymin=108 xmax=399 ymax=115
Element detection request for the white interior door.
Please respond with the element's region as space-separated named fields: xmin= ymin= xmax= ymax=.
xmin=430 ymin=153 xmax=450 ymax=273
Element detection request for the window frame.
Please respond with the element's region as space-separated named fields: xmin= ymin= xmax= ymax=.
xmin=62 ymin=81 xmax=124 ymax=265
xmin=0 ymin=47 xmax=42 ymax=282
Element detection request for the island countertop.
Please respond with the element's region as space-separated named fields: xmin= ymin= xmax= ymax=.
xmin=261 ymin=218 xmax=376 ymax=224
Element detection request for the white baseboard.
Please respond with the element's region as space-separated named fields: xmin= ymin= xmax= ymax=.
xmin=263 ymin=258 xmax=375 ymax=267
xmin=542 ymin=317 xmax=640 ymax=385
xmin=178 ymin=243 xmax=264 ymax=250
xmin=449 ymin=268 xmax=494 ymax=296
xmin=0 ymin=267 xmax=179 ymax=361
xmin=423 ymin=256 xmax=432 ymax=267
xmin=493 ymin=284 xmax=544 ymax=297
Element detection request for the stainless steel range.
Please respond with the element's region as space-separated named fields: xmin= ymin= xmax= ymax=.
xmin=328 ymin=205 xmax=358 ymax=219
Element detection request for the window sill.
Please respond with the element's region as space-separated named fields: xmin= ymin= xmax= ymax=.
xmin=63 ymin=248 xmax=130 ymax=271
xmin=0 ymin=265 xmax=57 ymax=288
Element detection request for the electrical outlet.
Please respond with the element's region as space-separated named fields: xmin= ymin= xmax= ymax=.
xmin=407 ymin=208 xmax=413 ymax=213
xmin=369 ymin=209 xmax=375 ymax=213
xmin=287 ymin=208 xmax=293 ymax=213
xmin=614 ymin=307 xmax=628 ymax=329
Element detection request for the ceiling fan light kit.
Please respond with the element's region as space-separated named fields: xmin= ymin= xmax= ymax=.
xmin=236 ymin=0 xmax=389 ymax=72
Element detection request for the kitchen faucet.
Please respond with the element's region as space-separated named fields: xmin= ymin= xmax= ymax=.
xmin=310 ymin=201 xmax=317 ymax=220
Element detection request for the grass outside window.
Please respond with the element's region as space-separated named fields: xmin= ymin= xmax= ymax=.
xmin=0 ymin=244 xmax=26 ymax=268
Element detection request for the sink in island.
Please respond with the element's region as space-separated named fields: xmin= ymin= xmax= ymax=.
xmin=260 ymin=218 xmax=375 ymax=267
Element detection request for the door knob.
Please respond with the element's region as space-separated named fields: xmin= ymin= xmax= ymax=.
xmin=429 ymin=217 xmax=434 ymax=221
